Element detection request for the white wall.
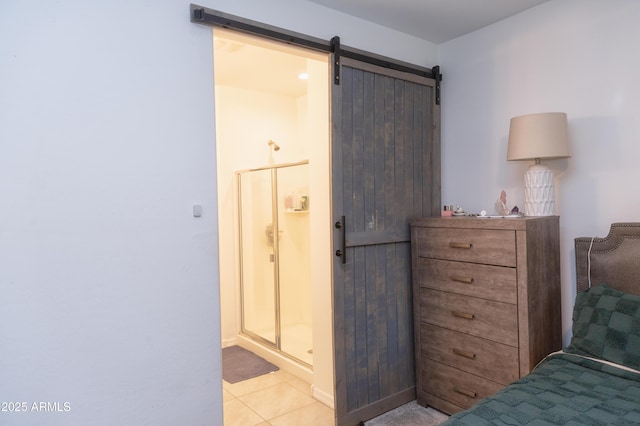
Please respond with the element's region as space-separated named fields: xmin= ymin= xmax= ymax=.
xmin=0 ymin=0 xmax=437 ymax=424
xmin=0 ymin=1 xmax=222 ymax=425
xmin=305 ymin=57 xmax=333 ymax=403
xmin=439 ymin=0 xmax=640 ymax=343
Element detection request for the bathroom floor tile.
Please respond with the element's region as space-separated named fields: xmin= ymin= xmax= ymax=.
xmin=269 ymin=401 xmax=335 ymax=426
xmin=223 ymin=388 xmax=235 ymax=402
xmin=223 ymin=399 xmax=264 ymax=426
xmin=286 ymin=376 xmax=312 ymax=396
xmin=238 ymin=382 xmax=316 ymax=420
xmin=265 ymin=369 xmax=296 ymax=384
xmin=223 ymin=371 xmax=284 ymax=397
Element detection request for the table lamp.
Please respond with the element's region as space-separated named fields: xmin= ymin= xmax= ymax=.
xmin=507 ymin=112 xmax=570 ymax=216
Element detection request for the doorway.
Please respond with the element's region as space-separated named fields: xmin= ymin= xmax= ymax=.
xmin=213 ymin=28 xmax=334 ymax=406
xmin=199 ymin=11 xmax=441 ymax=424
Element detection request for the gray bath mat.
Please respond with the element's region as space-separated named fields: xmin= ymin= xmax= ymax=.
xmin=222 ymin=345 xmax=279 ymax=383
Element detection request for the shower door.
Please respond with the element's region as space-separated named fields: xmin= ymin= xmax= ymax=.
xmin=237 ymin=162 xmax=312 ymax=366
xmin=238 ymin=168 xmax=277 ymax=345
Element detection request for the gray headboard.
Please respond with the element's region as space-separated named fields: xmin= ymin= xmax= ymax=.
xmin=575 ymin=222 xmax=640 ymax=294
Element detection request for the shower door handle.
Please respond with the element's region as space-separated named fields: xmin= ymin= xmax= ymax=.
xmin=335 ymin=216 xmax=346 ymax=264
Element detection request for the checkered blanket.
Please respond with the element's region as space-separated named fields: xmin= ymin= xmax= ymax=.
xmin=443 ymin=353 xmax=640 ymax=425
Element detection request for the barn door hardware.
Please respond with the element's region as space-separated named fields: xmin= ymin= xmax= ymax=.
xmin=335 ymin=215 xmax=346 ymax=263
xmin=433 ymin=65 xmax=442 ymax=105
xmin=331 ymin=36 xmax=341 ymax=85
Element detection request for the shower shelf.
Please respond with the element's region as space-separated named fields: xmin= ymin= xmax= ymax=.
xmin=285 ymin=210 xmax=309 ymax=214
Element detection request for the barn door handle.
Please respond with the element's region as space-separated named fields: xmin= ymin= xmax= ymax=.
xmin=335 ymin=216 xmax=345 ymax=264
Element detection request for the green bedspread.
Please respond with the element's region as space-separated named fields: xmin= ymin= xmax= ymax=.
xmin=443 ymin=353 xmax=640 ymax=425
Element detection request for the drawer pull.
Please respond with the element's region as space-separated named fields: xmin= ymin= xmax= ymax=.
xmin=451 ymin=311 xmax=475 ymax=320
xmin=451 ymin=275 xmax=474 ymax=284
xmin=449 ymin=242 xmax=472 ymax=249
xmin=452 ymin=348 xmax=477 ymax=359
xmin=453 ymin=386 xmax=477 ymax=399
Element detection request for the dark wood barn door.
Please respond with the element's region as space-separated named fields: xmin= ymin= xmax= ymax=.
xmin=331 ymin=57 xmax=441 ymax=425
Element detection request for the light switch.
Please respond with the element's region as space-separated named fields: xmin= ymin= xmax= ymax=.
xmin=193 ymin=204 xmax=202 ymax=218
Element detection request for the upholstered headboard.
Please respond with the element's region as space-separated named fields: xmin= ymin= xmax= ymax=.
xmin=575 ymin=222 xmax=640 ymax=294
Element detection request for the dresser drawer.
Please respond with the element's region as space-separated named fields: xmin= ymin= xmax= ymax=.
xmin=421 ymin=325 xmax=519 ymax=385
xmin=421 ymin=359 xmax=503 ymax=411
xmin=416 ymin=258 xmax=517 ymax=304
xmin=415 ymin=227 xmax=516 ymax=266
xmin=420 ymin=288 xmax=518 ymax=346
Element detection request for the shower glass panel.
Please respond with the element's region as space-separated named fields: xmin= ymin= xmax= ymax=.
xmin=276 ymin=164 xmax=312 ymax=366
xmin=237 ymin=161 xmax=312 ymax=367
xmin=238 ymin=169 xmax=276 ymax=346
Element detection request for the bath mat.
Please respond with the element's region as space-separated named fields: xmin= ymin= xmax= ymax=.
xmin=222 ymin=345 xmax=279 ymax=384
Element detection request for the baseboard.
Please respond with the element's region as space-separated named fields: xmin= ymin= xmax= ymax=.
xmin=312 ymin=385 xmax=334 ymax=409
xmin=221 ymin=337 xmax=238 ymax=348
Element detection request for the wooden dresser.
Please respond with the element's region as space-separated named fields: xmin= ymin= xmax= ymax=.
xmin=410 ymin=216 xmax=561 ymax=415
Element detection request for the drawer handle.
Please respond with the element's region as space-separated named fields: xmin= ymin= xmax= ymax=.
xmin=451 ymin=311 xmax=475 ymax=320
xmin=451 ymin=275 xmax=474 ymax=284
xmin=452 ymin=348 xmax=477 ymax=360
xmin=453 ymin=386 xmax=477 ymax=399
xmin=449 ymin=242 xmax=472 ymax=249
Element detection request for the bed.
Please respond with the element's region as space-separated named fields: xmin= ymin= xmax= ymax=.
xmin=442 ymin=222 xmax=640 ymax=425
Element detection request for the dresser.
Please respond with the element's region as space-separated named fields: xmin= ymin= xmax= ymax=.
xmin=410 ymin=216 xmax=561 ymax=415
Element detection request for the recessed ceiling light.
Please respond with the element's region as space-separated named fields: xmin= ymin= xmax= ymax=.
xmin=298 ymin=73 xmax=309 ymax=80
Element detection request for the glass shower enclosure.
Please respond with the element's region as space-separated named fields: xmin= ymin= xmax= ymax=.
xmin=237 ymin=161 xmax=312 ymax=367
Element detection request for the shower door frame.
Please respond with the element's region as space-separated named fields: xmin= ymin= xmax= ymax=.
xmin=236 ymin=160 xmax=311 ymax=367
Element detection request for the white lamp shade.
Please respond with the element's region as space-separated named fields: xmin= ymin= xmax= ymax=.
xmin=507 ymin=112 xmax=570 ymax=161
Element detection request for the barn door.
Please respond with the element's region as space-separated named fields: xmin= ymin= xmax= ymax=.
xmin=331 ymin=56 xmax=441 ymax=425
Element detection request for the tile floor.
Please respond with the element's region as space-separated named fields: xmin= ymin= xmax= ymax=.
xmin=223 ymin=370 xmax=449 ymax=426
xmin=223 ymin=370 xmax=333 ymax=426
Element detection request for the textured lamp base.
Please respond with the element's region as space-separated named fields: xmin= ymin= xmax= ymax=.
xmin=523 ymin=165 xmax=554 ymax=216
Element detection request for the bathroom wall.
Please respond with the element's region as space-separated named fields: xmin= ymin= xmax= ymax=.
xmin=302 ymin=57 xmax=333 ymax=403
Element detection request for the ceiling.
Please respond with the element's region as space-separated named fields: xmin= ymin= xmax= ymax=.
xmin=307 ymin=0 xmax=551 ymax=44
xmin=213 ymin=29 xmax=326 ymax=97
